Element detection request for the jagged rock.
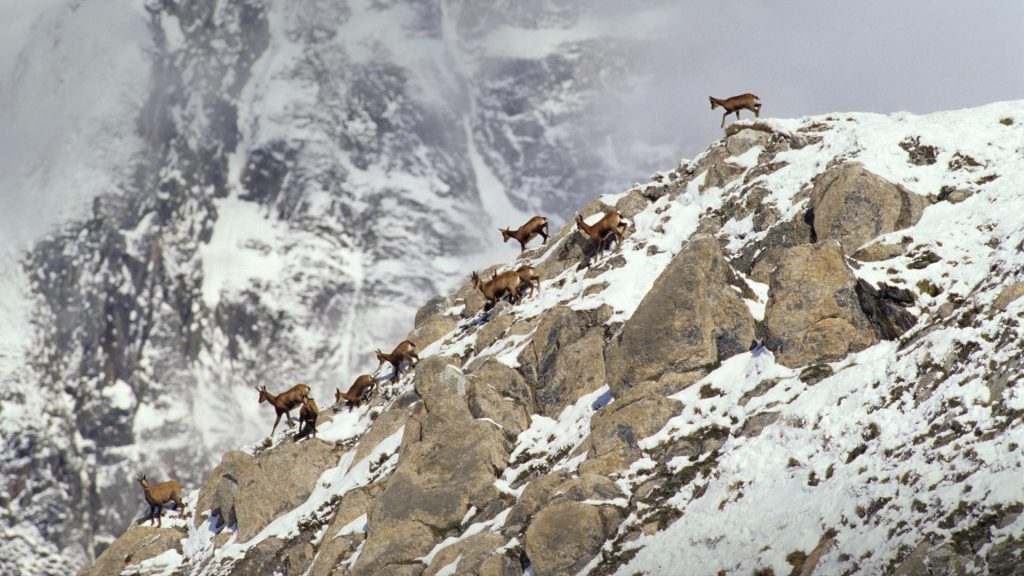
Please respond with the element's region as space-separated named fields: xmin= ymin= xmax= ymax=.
xmin=309 ymin=489 xmax=373 ymax=576
xmin=726 ymin=128 xmax=769 ymax=156
xmin=763 ymin=241 xmax=878 ymax=367
xmin=415 ymin=296 xmax=453 ymax=328
xmin=504 ymin=471 xmax=570 ymax=535
xmin=582 ymin=382 xmax=681 ymax=474
xmin=414 ymin=357 xmax=472 ymax=434
xmin=740 ymin=411 xmax=781 ymax=437
xmin=423 ymin=533 xmax=508 ymax=576
xmin=993 ymin=282 xmax=1024 ymax=311
xmin=350 ymin=519 xmax=435 ymax=576
xmin=195 ymin=450 xmax=257 ymax=529
xmin=855 ymin=279 xmax=917 ymax=339
xmin=351 ymin=406 xmax=413 ymax=467
xmin=224 ymin=536 xmax=287 ymax=576
xmin=524 ymin=501 xmax=610 ymax=575
xmin=467 ymin=359 xmax=535 ymax=437
xmin=852 ymin=241 xmax=907 ymax=262
xmin=477 ymin=554 xmax=524 ymax=576
xmin=553 ymin=473 xmax=624 ymax=504
xmin=232 ymin=439 xmax=344 ymax=542
xmin=407 ymin=315 xmax=458 ymax=350
xmin=516 ymin=305 xmax=613 ymax=416
xmin=606 ymin=235 xmax=755 ymax=394
xmin=78 ymin=525 xmax=183 ymax=576
xmin=475 ymin=311 xmax=515 ymax=352
xmin=810 ymin=162 xmax=927 ymax=254
xmin=738 ymin=216 xmax=816 ymax=283
xmin=614 ymin=189 xmax=651 ymax=219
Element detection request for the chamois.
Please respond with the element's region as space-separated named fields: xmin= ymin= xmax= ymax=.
xmin=709 ymin=93 xmax=761 ymax=127
xmin=500 ymin=216 xmax=550 ymax=252
xmin=376 ymin=340 xmax=419 ymax=382
xmin=295 ymin=396 xmax=319 ymax=440
xmin=136 ymin=473 xmax=184 ymax=527
xmin=335 ymin=374 xmax=377 ymax=409
xmin=258 ymin=383 xmax=311 ymax=436
xmin=512 ymin=265 xmax=541 ymax=299
xmin=576 ymin=211 xmax=628 ymax=252
xmin=472 ymin=269 xmax=523 ymax=309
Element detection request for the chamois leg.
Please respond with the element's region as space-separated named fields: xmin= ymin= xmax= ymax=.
xmin=721 ymin=111 xmax=729 ymax=127
xmin=271 ymin=412 xmax=283 ymax=436
xmin=518 ymin=239 xmax=527 ymax=252
xmin=174 ymin=494 xmax=185 ymax=516
xmin=541 ymin=223 xmax=550 ymax=243
xmin=754 ymin=104 xmax=761 ymax=117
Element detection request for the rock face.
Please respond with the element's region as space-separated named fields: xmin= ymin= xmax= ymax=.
xmin=605 ymin=235 xmax=755 ymax=393
xmin=810 ymin=162 xmax=927 ymax=254
xmin=237 ymin=440 xmax=344 ymax=542
xmin=763 ymin=241 xmax=878 ymax=367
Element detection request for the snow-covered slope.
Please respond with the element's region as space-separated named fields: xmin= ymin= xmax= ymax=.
xmin=0 ymin=1 xmax=691 ymax=572
xmin=83 ymin=101 xmax=1024 ymax=575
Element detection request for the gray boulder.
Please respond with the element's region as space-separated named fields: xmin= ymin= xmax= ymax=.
xmin=763 ymin=241 xmax=878 ymax=367
xmin=810 ymin=162 xmax=927 ymax=254
xmin=605 ymin=235 xmax=755 ymax=395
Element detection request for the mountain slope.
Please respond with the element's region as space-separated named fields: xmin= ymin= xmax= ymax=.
xmin=0 ymin=1 xmax=690 ymax=572
xmin=82 ymin=101 xmax=1024 ymax=575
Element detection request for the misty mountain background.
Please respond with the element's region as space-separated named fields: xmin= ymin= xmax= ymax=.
xmin=0 ymin=0 xmax=1021 ymax=572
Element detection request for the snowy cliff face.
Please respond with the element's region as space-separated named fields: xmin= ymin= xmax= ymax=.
xmin=0 ymin=0 xmax=684 ymax=573
xmin=80 ymin=102 xmax=1024 ymax=576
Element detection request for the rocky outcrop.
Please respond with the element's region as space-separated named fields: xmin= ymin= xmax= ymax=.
xmin=810 ymin=162 xmax=927 ymax=254
xmin=605 ymin=235 xmax=755 ymax=393
xmin=763 ymin=241 xmax=878 ymax=367
xmin=352 ymin=361 xmax=510 ymax=575
xmin=78 ymin=525 xmax=183 ymax=576
xmin=516 ymin=305 xmax=613 ymax=416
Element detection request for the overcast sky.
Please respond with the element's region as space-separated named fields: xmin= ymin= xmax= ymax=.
xmin=600 ymin=0 xmax=1024 ymax=157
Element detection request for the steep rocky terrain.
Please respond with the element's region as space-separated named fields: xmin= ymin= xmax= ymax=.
xmin=80 ymin=102 xmax=1024 ymax=575
xmin=0 ymin=1 xmax=680 ymax=572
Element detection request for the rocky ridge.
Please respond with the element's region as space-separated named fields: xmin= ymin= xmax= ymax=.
xmin=83 ymin=102 xmax=1024 ymax=575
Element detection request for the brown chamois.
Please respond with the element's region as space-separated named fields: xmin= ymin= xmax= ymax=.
xmin=576 ymin=211 xmax=628 ymax=252
xmin=512 ymin=264 xmax=541 ymax=299
xmin=257 ymin=383 xmax=311 ymax=436
xmin=472 ymin=269 xmax=523 ymax=309
xmin=335 ymin=374 xmax=377 ymax=409
xmin=136 ymin=473 xmax=184 ymax=527
xmin=376 ymin=340 xmax=419 ymax=382
xmin=709 ymin=93 xmax=761 ymax=127
xmin=295 ymin=396 xmax=319 ymax=440
xmin=500 ymin=216 xmax=550 ymax=252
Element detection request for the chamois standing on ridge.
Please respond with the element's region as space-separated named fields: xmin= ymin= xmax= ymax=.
xmin=336 ymin=374 xmax=377 ymax=409
xmin=257 ymin=383 xmax=311 ymax=436
xmin=576 ymin=211 xmax=628 ymax=253
xmin=709 ymin=93 xmax=761 ymax=127
xmin=472 ymin=269 xmax=523 ymax=309
xmin=500 ymin=216 xmax=550 ymax=252
xmin=136 ymin=473 xmax=185 ymax=527
xmin=295 ymin=396 xmax=319 ymax=440
xmin=376 ymin=340 xmax=419 ymax=382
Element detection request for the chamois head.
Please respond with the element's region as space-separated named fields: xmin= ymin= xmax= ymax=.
xmin=709 ymin=96 xmax=718 ymax=110
xmin=375 ymin=349 xmax=386 ymax=364
xmin=335 ymin=387 xmax=343 ymax=405
xmin=257 ymin=385 xmax=270 ymax=404
xmin=470 ymin=271 xmax=482 ymax=288
xmin=500 ymin=227 xmax=512 ymax=243
xmin=136 ymin=473 xmax=149 ymax=489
